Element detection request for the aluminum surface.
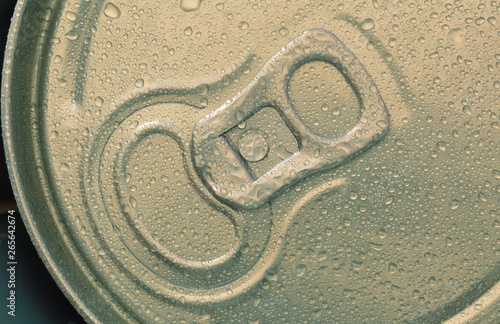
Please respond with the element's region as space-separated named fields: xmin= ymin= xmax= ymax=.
xmin=2 ymin=0 xmax=499 ymax=322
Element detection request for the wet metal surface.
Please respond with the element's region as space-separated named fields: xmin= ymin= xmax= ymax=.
xmin=2 ymin=0 xmax=499 ymax=323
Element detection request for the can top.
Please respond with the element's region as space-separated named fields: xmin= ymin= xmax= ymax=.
xmin=3 ymin=0 xmax=499 ymax=322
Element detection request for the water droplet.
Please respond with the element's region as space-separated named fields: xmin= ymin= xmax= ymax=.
xmin=474 ymin=17 xmax=485 ymax=26
xmin=360 ymin=18 xmax=375 ymax=31
xmin=343 ymin=288 xmax=353 ymax=297
xmin=238 ymin=21 xmax=249 ymax=30
xmin=369 ymin=242 xmax=383 ymax=251
xmin=196 ymin=83 xmax=209 ymax=95
xmin=264 ymin=268 xmax=278 ymax=281
xmin=66 ymin=11 xmax=77 ymax=21
xmin=376 ymin=119 xmax=388 ymax=129
xmin=103 ymin=2 xmax=121 ymax=19
xmin=445 ymin=237 xmax=453 ymax=246
xmin=296 ymin=264 xmax=306 ymax=277
xmin=65 ymin=31 xmax=79 ymax=40
xmin=94 ymin=96 xmax=104 ymax=107
xmin=129 ymin=197 xmax=137 ymax=209
xmin=184 ymin=26 xmax=193 ymax=36
xmin=134 ymin=78 xmax=144 ymax=88
xmin=377 ymin=229 xmax=387 ymax=239
xmin=279 ymin=27 xmax=289 ymax=37
xmin=312 ymin=309 xmax=323 ymax=319
xmin=237 ymin=129 xmax=270 ymax=163
xmin=450 ymin=199 xmax=460 ymax=210
xmin=180 ymin=0 xmax=201 ymax=12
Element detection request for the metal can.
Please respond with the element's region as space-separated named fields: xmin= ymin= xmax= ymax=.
xmin=2 ymin=0 xmax=499 ymax=322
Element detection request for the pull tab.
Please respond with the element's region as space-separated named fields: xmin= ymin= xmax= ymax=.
xmin=192 ymin=28 xmax=390 ymax=209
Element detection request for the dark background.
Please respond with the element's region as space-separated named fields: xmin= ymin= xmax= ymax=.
xmin=0 ymin=0 xmax=85 ymax=323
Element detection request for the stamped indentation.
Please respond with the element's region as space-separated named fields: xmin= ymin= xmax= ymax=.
xmin=115 ymin=121 xmax=241 ymax=269
xmin=87 ymin=101 xmax=272 ymax=300
xmin=225 ymin=106 xmax=298 ymax=179
xmin=237 ymin=129 xmax=270 ymax=163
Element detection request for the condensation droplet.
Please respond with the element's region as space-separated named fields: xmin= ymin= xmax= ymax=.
xmin=445 ymin=237 xmax=453 ymax=246
xmin=184 ymin=26 xmax=193 ymax=36
xmin=450 ymin=199 xmax=460 ymax=210
xmin=296 ymin=264 xmax=306 ymax=277
xmin=66 ymin=11 xmax=77 ymax=21
xmin=180 ymin=0 xmax=201 ymax=12
xmin=237 ymin=129 xmax=270 ymax=163
xmin=65 ymin=31 xmax=79 ymax=40
xmin=474 ymin=17 xmax=485 ymax=26
xmin=279 ymin=27 xmax=289 ymax=37
xmin=129 ymin=197 xmax=137 ymax=209
xmin=437 ymin=141 xmax=446 ymax=151
xmin=134 ymin=79 xmax=144 ymax=88
xmin=103 ymin=2 xmax=121 ymax=19
xmin=360 ymin=18 xmax=375 ymax=31
xmin=238 ymin=21 xmax=249 ymax=30
xmin=49 ymin=131 xmax=59 ymax=139
xmin=377 ymin=229 xmax=387 ymax=239
xmin=94 ymin=97 xmax=104 ymax=107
